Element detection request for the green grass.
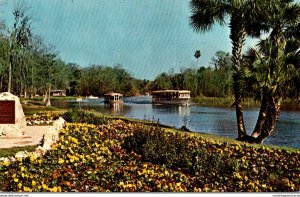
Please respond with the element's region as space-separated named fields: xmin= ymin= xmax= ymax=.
xmin=23 ymin=105 xmax=64 ymax=116
xmin=192 ymin=96 xmax=259 ymax=107
xmin=0 ymin=145 xmax=38 ymax=158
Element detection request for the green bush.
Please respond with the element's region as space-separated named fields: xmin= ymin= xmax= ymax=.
xmin=122 ymin=126 xmax=238 ymax=180
xmin=63 ymin=110 xmax=107 ymax=125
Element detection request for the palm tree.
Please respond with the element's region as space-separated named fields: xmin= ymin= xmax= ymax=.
xmin=194 ymin=50 xmax=201 ymax=66
xmin=189 ymin=0 xmax=296 ymax=139
xmin=238 ymin=1 xmax=300 ymax=143
xmin=241 ymin=35 xmax=300 ymax=143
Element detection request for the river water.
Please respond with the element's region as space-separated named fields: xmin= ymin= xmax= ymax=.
xmin=51 ymin=96 xmax=300 ymax=149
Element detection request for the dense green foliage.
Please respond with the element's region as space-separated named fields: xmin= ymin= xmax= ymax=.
xmin=62 ymin=110 xmax=107 ymax=125
xmin=123 ymin=127 xmax=238 ymax=178
xmin=151 ymin=51 xmax=233 ymax=97
xmin=76 ymin=64 xmax=147 ymax=97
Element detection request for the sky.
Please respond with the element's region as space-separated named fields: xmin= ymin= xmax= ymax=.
xmin=0 ymin=0 xmax=269 ymax=80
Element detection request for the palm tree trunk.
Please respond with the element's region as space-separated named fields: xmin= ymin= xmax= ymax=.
xmin=256 ymin=96 xmax=281 ymax=144
xmin=234 ymin=89 xmax=247 ymax=138
xmin=251 ymin=90 xmax=268 ymax=137
xmin=230 ymin=13 xmax=247 ymax=138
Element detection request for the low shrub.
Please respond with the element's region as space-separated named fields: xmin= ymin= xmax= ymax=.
xmin=62 ymin=110 xmax=107 ymax=125
xmin=123 ymin=126 xmax=239 ymax=181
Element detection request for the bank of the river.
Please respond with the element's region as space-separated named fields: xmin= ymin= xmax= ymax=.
xmin=0 ymin=109 xmax=299 ymax=192
xmin=22 ymin=96 xmax=300 ymax=149
xmin=22 ymin=102 xmax=300 ymax=151
xmin=192 ymin=96 xmax=300 ymax=108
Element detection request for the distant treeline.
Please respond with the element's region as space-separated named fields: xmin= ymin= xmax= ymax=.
xmin=0 ymin=3 xmax=238 ymax=98
xmin=151 ymin=51 xmax=232 ymax=97
xmin=73 ymin=50 xmax=233 ymax=97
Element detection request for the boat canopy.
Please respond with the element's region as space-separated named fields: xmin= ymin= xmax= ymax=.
xmin=151 ymin=90 xmax=191 ymax=99
xmin=104 ymin=93 xmax=123 ymax=97
xmin=151 ymin=90 xmax=190 ymax=94
xmin=104 ymin=93 xmax=123 ymax=103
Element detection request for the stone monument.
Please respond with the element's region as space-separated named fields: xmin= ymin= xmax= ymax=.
xmin=0 ymin=92 xmax=27 ymax=137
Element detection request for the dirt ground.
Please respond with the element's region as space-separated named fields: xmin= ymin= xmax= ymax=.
xmin=0 ymin=126 xmax=50 ymax=149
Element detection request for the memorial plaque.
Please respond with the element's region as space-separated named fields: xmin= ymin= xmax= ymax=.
xmin=0 ymin=100 xmax=15 ymax=124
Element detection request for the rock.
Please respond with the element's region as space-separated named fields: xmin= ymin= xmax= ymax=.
xmin=32 ymin=146 xmax=47 ymax=156
xmin=0 ymin=92 xmax=27 ymax=137
xmin=42 ymin=118 xmax=65 ymax=150
xmin=15 ymin=151 xmax=28 ymax=158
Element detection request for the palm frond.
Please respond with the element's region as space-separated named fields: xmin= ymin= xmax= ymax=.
xmin=189 ymin=0 xmax=227 ymax=32
xmin=284 ymin=51 xmax=300 ymax=69
xmin=283 ymin=3 xmax=300 ymax=26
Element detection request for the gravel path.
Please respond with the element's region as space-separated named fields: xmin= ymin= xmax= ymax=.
xmin=0 ymin=126 xmax=50 ymax=149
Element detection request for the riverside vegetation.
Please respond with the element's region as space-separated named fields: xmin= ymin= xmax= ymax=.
xmin=0 ymin=110 xmax=299 ymax=192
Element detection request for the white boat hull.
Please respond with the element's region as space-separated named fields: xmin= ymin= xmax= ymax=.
xmin=152 ymin=98 xmax=190 ymax=106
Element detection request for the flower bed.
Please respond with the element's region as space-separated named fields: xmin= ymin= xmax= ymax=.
xmin=26 ymin=111 xmax=64 ymax=126
xmin=0 ymin=117 xmax=299 ymax=192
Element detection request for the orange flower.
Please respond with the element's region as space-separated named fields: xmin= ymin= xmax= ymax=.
xmin=53 ymin=172 xmax=59 ymax=179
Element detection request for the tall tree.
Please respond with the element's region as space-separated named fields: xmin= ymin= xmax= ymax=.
xmin=7 ymin=2 xmax=32 ymax=95
xmin=189 ymin=0 xmax=289 ymax=139
xmin=194 ymin=50 xmax=201 ymax=66
xmin=239 ymin=2 xmax=300 ymax=143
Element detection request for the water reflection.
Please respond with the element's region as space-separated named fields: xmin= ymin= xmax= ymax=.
xmin=152 ymin=105 xmax=190 ymax=116
xmin=104 ymin=103 xmax=123 ymax=114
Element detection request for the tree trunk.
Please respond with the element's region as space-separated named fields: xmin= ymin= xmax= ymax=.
xmin=8 ymin=60 xmax=12 ymax=93
xmin=24 ymin=83 xmax=27 ymax=98
xmin=43 ymin=91 xmax=48 ymax=103
xmin=237 ymin=94 xmax=281 ymax=144
xmin=229 ymin=12 xmax=247 ymax=138
xmin=45 ymin=86 xmax=51 ymax=107
xmin=256 ymin=96 xmax=281 ymax=144
xmin=235 ymin=91 xmax=247 ymax=138
xmin=251 ymin=90 xmax=268 ymax=138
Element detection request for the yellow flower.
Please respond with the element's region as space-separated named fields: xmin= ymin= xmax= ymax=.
xmin=3 ymin=161 xmax=10 ymax=167
xmin=20 ymin=166 xmax=25 ymax=171
xmin=42 ymin=184 xmax=48 ymax=190
xmin=14 ymin=178 xmax=19 ymax=182
xmin=58 ymin=158 xmax=65 ymax=164
xmin=50 ymin=186 xmax=58 ymax=192
xmin=137 ymin=181 xmax=142 ymax=187
xmin=23 ymin=186 xmax=33 ymax=192
xmin=18 ymin=182 xmax=22 ymax=188
xmin=32 ymin=180 xmax=37 ymax=186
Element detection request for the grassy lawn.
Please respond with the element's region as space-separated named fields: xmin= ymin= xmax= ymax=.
xmin=0 ymin=145 xmax=38 ymax=158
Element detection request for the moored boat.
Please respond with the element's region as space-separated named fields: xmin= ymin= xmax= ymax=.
xmin=151 ymin=90 xmax=191 ymax=105
xmin=87 ymin=95 xmax=98 ymax=99
xmin=104 ymin=93 xmax=123 ymax=104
